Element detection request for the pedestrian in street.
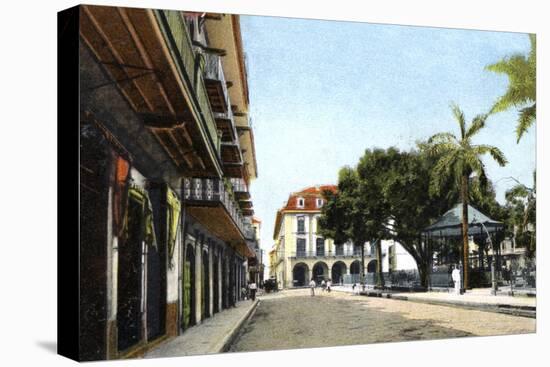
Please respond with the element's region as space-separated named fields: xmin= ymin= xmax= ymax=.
xmin=327 ymin=279 xmax=332 ymax=293
xmin=452 ymin=265 xmax=461 ymax=295
xmin=352 ymin=283 xmax=357 ymax=295
xmin=241 ymin=285 xmax=248 ymax=300
xmin=321 ymin=279 xmax=326 ymax=292
xmin=249 ymin=281 xmax=257 ymax=301
xmin=309 ymin=278 xmax=316 ymax=296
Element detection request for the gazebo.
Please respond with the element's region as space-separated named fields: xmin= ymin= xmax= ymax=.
xmin=422 ymin=203 xmax=505 ymax=289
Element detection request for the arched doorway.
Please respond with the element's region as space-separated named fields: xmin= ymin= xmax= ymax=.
xmin=350 ymin=260 xmax=361 ymax=275
xmin=202 ymin=249 xmax=210 ymax=319
xmin=182 ymin=244 xmax=196 ymax=329
xmin=367 ymin=259 xmax=378 ymax=273
xmin=331 ymin=261 xmax=347 ymax=284
xmin=312 ymin=262 xmax=329 ymax=284
xmin=292 ymin=263 xmax=309 ymax=287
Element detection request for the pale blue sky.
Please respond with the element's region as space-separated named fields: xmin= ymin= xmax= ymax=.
xmin=239 ymin=16 xmax=536 ymax=259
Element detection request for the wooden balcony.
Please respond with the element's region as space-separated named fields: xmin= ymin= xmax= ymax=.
xmin=79 ymin=6 xmax=223 ymax=177
xmin=239 ymin=200 xmax=253 ymax=209
xmin=203 ymin=52 xmax=230 ymax=114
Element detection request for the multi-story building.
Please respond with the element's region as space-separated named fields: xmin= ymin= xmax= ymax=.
xmin=248 ymin=217 xmax=265 ymax=286
xmin=270 ymin=185 xmax=417 ymax=288
xmin=74 ymin=5 xmax=258 ymax=361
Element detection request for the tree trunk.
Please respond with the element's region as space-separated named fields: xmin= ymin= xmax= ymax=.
xmin=418 ymin=262 xmax=429 ymax=288
xmin=461 ymin=174 xmax=469 ymax=291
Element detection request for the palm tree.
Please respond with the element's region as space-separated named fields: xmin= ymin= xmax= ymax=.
xmin=427 ymin=104 xmax=507 ymax=290
xmin=486 ymin=34 xmax=536 ymax=143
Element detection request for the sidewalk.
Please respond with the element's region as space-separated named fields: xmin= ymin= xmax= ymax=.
xmin=144 ymin=299 xmax=259 ymax=359
xmin=332 ymin=285 xmax=536 ymax=318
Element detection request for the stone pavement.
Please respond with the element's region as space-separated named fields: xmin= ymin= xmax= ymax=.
xmin=332 ymin=285 xmax=536 ymax=317
xmin=144 ymin=299 xmax=259 ymax=359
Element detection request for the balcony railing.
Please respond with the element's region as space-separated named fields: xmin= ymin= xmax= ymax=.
xmin=183 ymin=177 xmax=245 ymax=235
xmin=290 ymin=251 xmax=365 ymax=259
xmin=203 ymin=52 xmax=230 ymax=114
xmin=230 ymin=178 xmax=249 ymax=194
xmin=155 ymin=10 xmax=221 ymax=156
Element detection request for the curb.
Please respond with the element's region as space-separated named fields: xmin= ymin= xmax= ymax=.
xmin=361 ymin=291 xmax=535 ymax=318
xmin=218 ymin=299 xmax=260 ymax=353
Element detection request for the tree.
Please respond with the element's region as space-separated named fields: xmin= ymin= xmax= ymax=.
xmin=321 ymin=148 xmax=456 ymax=289
xmin=379 ymin=148 xmax=457 ymax=288
xmin=319 ymin=152 xmax=391 ymax=288
xmin=486 ymin=34 xmax=536 ymax=143
xmin=426 ymin=104 xmax=508 ymax=290
xmin=505 ymin=172 xmax=536 ymax=258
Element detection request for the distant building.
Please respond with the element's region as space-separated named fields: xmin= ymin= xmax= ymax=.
xmin=248 ymin=217 xmax=265 ymax=286
xmin=270 ymin=185 xmax=417 ymax=288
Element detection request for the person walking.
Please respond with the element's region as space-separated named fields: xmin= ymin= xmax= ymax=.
xmin=309 ymin=278 xmax=316 ymax=296
xmin=327 ymin=279 xmax=332 ymax=293
xmin=452 ymin=265 xmax=461 ymax=295
xmin=321 ymin=279 xmax=326 ymax=292
xmin=249 ymin=281 xmax=257 ymax=301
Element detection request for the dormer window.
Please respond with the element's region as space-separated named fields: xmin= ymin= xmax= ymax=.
xmin=316 ymin=198 xmax=323 ymax=208
xmin=297 ymin=197 xmax=305 ymax=208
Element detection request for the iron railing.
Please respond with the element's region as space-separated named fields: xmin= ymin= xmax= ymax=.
xmin=183 ymin=177 xmax=246 ymax=235
xmin=290 ymin=251 xmax=364 ymax=259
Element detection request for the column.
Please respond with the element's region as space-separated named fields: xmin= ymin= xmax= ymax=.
xmin=218 ymin=247 xmax=222 ymax=312
xmin=194 ymin=239 xmax=202 ymax=325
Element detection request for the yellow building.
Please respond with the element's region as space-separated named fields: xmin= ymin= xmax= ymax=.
xmin=271 ymin=185 xmax=377 ymax=288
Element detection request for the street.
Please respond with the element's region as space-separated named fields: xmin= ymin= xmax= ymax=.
xmin=230 ymin=289 xmax=535 ymax=352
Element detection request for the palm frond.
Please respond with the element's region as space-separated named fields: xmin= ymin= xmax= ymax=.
xmin=450 ymin=103 xmax=466 ymax=139
xmin=427 ymin=132 xmax=457 ymax=144
xmin=472 ymin=145 xmax=508 ymax=167
xmin=465 ymin=114 xmax=487 ymax=139
xmin=516 ymin=103 xmax=536 ymax=143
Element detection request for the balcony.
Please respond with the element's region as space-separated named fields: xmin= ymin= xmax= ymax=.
xmin=155 ymin=10 xmax=223 ymax=166
xmin=290 ymin=251 xmax=364 ymax=259
xmin=230 ymin=178 xmax=250 ymax=200
xmin=183 ymin=177 xmax=246 ymax=242
xmin=203 ymin=52 xmax=230 ymax=114
xmin=80 ymin=7 xmax=223 ymax=177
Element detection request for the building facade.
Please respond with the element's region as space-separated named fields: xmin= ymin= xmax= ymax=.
xmin=77 ymin=6 xmax=258 ymax=360
xmin=269 ymin=186 xmax=418 ymax=288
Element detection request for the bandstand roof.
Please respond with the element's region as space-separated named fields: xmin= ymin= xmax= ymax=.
xmin=423 ymin=203 xmax=504 ymax=238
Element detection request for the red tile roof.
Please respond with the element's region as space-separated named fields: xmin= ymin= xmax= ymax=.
xmin=273 ymin=185 xmax=337 ymax=239
xmin=282 ymin=185 xmax=337 ymax=211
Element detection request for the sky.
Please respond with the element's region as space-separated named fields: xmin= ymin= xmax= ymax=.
xmin=239 ymin=15 xmax=536 ymax=270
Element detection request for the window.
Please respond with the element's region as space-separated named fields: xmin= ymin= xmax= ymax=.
xmin=316 ymin=198 xmax=323 ymax=208
xmin=353 ymin=244 xmax=361 ymax=256
xmin=297 ymin=216 xmax=305 ymax=233
xmin=316 ymin=238 xmax=325 ymax=256
xmin=296 ymin=238 xmax=306 ymax=257
xmin=335 ymin=244 xmax=344 ymax=256
xmin=297 ymin=197 xmax=304 ymax=208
